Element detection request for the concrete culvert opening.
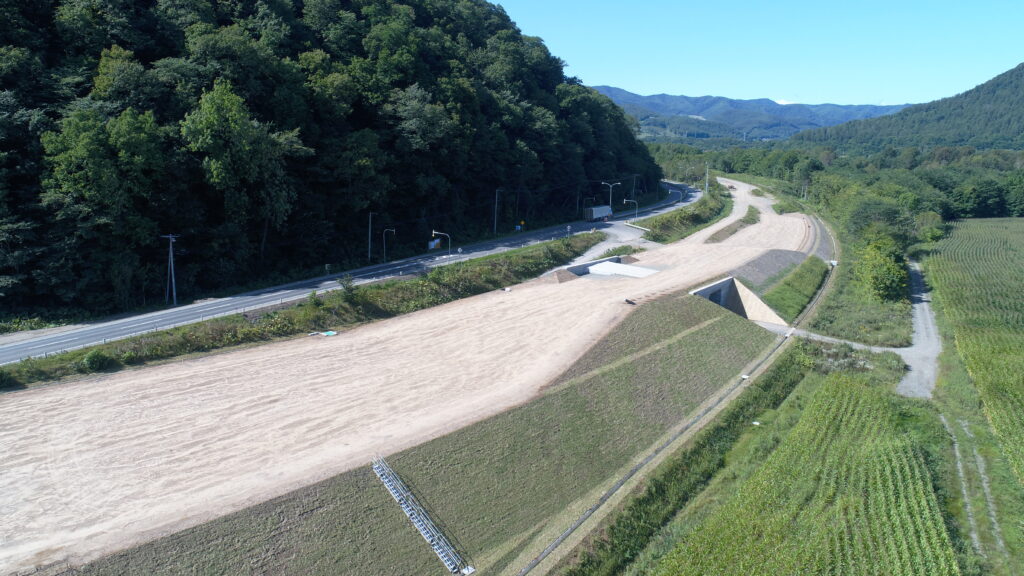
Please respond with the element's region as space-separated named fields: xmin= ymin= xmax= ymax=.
xmin=689 ymin=277 xmax=787 ymax=325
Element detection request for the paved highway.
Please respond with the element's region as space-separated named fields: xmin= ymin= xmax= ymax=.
xmin=0 ymin=181 xmax=701 ymax=365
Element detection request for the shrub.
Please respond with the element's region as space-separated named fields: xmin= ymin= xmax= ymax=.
xmin=80 ymin=349 xmax=117 ymax=373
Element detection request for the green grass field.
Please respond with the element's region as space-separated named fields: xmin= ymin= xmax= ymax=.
xmin=653 ymin=373 xmax=961 ymax=576
xmin=926 ymin=219 xmax=1024 ymax=488
xmin=67 ymin=294 xmax=774 ymax=575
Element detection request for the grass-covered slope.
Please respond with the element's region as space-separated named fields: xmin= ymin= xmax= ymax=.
xmin=762 ymin=255 xmax=829 ymax=323
xmin=654 ymin=375 xmax=961 ymax=576
xmin=68 ymin=295 xmax=774 ymax=575
xmin=927 ymin=219 xmax=1024 ymax=486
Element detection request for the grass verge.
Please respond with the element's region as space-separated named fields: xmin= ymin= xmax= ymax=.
xmin=706 ymin=206 xmax=759 ymax=243
xmin=598 ymin=245 xmax=644 ymax=259
xmin=762 ymin=256 xmax=829 ymax=323
xmin=637 ymin=188 xmax=731 ymax=244
xmin=0 ymin=234 xmax=603 ymax=390
xmin=64 ymin=295 xmax=775 ymax=575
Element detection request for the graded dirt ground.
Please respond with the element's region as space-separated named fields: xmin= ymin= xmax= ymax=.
xmin=0 ymin=179 xmax=814 ymax=574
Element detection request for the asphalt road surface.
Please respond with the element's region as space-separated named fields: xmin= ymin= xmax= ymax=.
xmin=0 ymin=182 xmax=701 ymax=365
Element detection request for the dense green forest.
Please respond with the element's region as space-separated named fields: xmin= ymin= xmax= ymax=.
xmin=0 ymin=0 xmax=661 ymax=313
xmin=794 ymin=62 xmax=1024 ymax=151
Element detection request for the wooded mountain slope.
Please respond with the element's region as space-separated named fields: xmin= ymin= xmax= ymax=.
xmin=794 ymin=62 xmax=1024 ymax=151
xmin=594 ymin=86 xmax=905 ymax=142
xmin=0 ymin=0 xmax=661 ymax=312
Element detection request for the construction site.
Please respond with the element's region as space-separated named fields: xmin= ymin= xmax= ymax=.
xmin=0 ymin=179 xmax=829 ymax=575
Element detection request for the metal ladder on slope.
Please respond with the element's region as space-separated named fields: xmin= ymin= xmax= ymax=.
xmin=372 ymin=457 xmax=475 ymax=575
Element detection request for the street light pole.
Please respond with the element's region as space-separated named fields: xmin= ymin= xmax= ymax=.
xmin=368 ymin=212 xmax=376 ymax=263
xmin=432 ymin=230 xmax=451 ymax=259
xmin=624 ymin=198 xmax=638 ymax=222
xmin=383 ymin=228 xmax=395 ymax=262
xmin=494 ymin=188 xmax=501 ymax=236
xmin=601 ymin=181 xmax=621 ymax=208
xmin=160 ymin=234 xmax=180 ymax=306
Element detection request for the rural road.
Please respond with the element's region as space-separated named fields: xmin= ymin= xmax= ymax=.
xmin=0 ymin=182 xmax=700 ymax=366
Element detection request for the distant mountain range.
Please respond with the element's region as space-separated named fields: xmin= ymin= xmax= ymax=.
xmin=793 ymin=62 xmax=1024 ymax=151
xmin=593 ymin=86 xmax=908 ymax=143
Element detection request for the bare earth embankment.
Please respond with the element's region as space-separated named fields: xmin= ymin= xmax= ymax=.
xmin=0 ymin=179 xmax=813 ymax=574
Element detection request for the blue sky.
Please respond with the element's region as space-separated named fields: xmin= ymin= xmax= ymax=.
xmin=495 ymin=0 xmax=1024 ymax=105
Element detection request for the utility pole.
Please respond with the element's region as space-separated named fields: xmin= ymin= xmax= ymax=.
xmin=161 ymin=234 xmax=180 ymax=306
xmin=368 ymin=212 xmax=375 ymax=263
xmin=705 ymin=163 xmax=709 ymax=195
xmin=494 ymin=188 xmax=501 ymax=236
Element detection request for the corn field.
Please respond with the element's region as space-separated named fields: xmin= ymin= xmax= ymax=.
xmin=926 ymin=219 xmax=1024 ymax=486
xmin=653 ymin=375 xmax=960 ymax=576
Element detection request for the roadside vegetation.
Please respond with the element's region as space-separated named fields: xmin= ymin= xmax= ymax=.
xmin=598 ymin=245 xmax=645 ymax=259
xmin=637 ymin=183 xmax=731 ymax=244
xmin=706 ymin=206 xmax=759 ymax=243
xmin=762 ymin=256 xmax=829 ymax=323
xmin=0 ymin=234 xmax=603 ymax=390
xmin=65 ymin=294 xmax=775 ymax=575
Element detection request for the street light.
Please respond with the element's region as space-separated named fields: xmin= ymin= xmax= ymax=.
xmin=367 ymin=212 xmax=376 ymax=263
xmin=601 ymin=181 xmax=621 ymax=207
xmin=494 ymin=188 xmax=502 ymax=236
xmin=432 ymin=230 xmax=451 ymax=259
xmin=160 ymin=234 xmax=180 ymax=306
xmin=624 ymin=198 xmax=638 ymax=222
xmin=383 ymin=228 xmax=395 ymax=262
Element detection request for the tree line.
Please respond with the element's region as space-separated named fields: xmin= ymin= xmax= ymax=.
xmin=0 ymin=0 xmax=661 ymax=314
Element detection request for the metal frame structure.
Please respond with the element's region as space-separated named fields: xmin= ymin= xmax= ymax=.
xmin=372 ymin=457 xmax=475 ymax=575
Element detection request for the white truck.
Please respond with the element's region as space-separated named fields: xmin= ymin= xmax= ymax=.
xmin=585 ymin=205 xmax=613 ymax=221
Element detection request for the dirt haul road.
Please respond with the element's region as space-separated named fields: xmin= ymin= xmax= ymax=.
xmin=0 ymin=179 xmax=815 ymax=573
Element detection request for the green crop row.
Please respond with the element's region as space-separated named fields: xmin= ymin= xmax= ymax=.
xmin=654 ymin=375 xmax=961 ymax=576
xmin=926 ymin=219 xmax=1024 ymax=487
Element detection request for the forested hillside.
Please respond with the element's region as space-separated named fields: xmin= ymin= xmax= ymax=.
xmin=0 ymin=0 xmax=660 ymax=313
xmin=594 ymin=86 xmax=905 ymax=143
xmin=794 ymin=62 xmax=1024 ymax=151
